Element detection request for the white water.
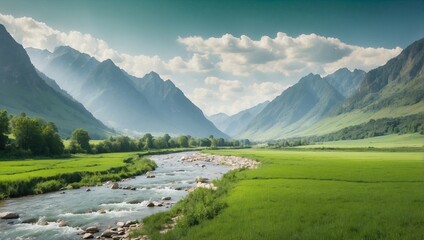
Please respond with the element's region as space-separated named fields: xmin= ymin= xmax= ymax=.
xmin=0 ymin=151 xmax=231 ymax=240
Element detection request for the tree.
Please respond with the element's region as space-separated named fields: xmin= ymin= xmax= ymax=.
xmin=217 ymin=138 xmax=225 ymax=147
xmin=0 ymin=110 xmax=9 ymax=150
xmin=210 ymin=138 xmax=218 ymax=149
xmin=189 ymin=138 xmax=198 ymax=147
xmin=154 ymin=136 xmax=167 ymax=149
xmin=143 ymin=133 xmax=154 ymax=150
xmin=12 ymin=115 xmax=45 ymax=154
xmin=163 ymin=134 xmax=171 ymax=148
xmin=177 ymin=135 xmax=189 ymax=148
xmin=137 ymin=138 xmax=145 ymax=150
xmin=42 ymin=122 xmax=64 ymax=155
xmin=199 ymin=138 xmax=211 ymax=147
xmin=71 ymin=128 xmax=91 ymax=152
xmin=168 ymin=139 xmax=177 ymax=148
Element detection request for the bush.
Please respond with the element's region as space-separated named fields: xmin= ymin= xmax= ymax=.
xmin=34 ymin=180 xmax=63 ymax=194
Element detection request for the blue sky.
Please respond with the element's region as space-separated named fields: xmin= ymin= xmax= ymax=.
xmin=0 ymin=0 xmax=423 ymax=115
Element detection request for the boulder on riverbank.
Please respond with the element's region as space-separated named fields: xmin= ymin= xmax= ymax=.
xmin=111 ymin=183 xmax=119 ymax=189
xmin=85 ymin=226 xmax=100 ymax=233
xmin=82 ymin=233 xmax=94 ymax=239
xmin=0 ymin=212 xmax=19 ymax=219
xmin=101 ymin=229 xmax=117 ymax=237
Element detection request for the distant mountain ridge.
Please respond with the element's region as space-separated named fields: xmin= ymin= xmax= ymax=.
xmin=209 ymin=101 xmax=269 ymax=137
xmin=27 ymin=46 xmax=227 ymax=138
xmin=0 ymin=24 xmax=111 ymax=138
xmin=325 ymin=68 xmax=365 ymax=98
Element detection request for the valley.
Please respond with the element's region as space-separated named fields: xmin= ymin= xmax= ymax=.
xmin=0 ymin=2 xmax=423 ymax=240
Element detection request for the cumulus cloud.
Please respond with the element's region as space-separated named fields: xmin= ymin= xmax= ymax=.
xmin=178 ymin=32 xmax=402 ymax=77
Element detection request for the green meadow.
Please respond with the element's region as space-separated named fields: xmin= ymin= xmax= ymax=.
xmin=144 ymin=148 xmax=424 ymax=240
xmin=0 ymin=152 xmax=132 ymax=182
xmin=0 ymin=151 xmax=160 ymax=199
xmin=298 ymin=133 xmax=423 ymax=149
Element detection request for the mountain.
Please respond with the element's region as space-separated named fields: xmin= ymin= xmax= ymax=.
xmin=324 ymin=68 xmax=365 ymax=98
xmin=338 ymin=38 xmax=424 ymax=113
xmin=127 ymin=72 xmax=225 ymax=138
xmin=27 ymin=46 xmax=227 ymax=138
xmin=209 ymin=101 xmax=269 ymax=137
xmin=249 ymin=38 xmax=424 ymax=140
xmin=0 ymin=24 xmax=110 ymax=138
xmin=240 ymin=74 xmax=345 ymax=140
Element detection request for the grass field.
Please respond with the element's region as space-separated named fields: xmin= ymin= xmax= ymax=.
xmin=0 ymin=152 xmax=133 ymax=182
xmin=298 ymin=133 xmax=424 ymax=149
xmin=0 ymin=151 xmax=161 ymax=199
xmin=151 ymin=149 xmax=424 ymax=240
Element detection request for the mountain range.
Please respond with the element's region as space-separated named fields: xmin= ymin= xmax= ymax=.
xmin=26 ymin=46 xmax=227 ymax=138
xmin=1 ymin=22 xmax=422 ymax=141
xmin=238 ymin=38 xmax=424 ymax=140
xmin=0 ymin=24 xmax=111 ymax=138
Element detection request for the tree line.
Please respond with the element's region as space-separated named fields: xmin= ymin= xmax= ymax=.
xmin=77 ymin=133 xmax=249 ymax=154
xmin=267 ymin=113 xmax=424 ymax=148
xmin=0 ymin=110 xmax=248 ymax=157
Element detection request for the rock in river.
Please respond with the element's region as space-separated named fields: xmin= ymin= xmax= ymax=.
xmin=111 ymin=182 xmax=119 ymax=189
xmin=0 ymin=212 xmax=19 ymax=219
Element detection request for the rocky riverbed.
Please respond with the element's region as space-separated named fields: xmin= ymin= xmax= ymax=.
xmin=181 ymin=153 xmax=259 ymax=169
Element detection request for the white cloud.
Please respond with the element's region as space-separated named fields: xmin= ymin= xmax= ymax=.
xmin=178 ymin=32 xmax=402 ymax=77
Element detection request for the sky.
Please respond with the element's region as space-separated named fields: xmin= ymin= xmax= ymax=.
xmin=0 ymin=0 xmax=423 ymax=115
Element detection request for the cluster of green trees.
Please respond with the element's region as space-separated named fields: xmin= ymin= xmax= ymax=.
xmin=0 ymin=111 xmax=64 ymax=156
xmin=268 ymin=113 xmax=424 ymax=148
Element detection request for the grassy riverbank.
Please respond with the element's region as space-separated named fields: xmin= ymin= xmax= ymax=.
xmin=0 ymin=148 xmax=197 ymax=200
xmin=139 ymin=148 xmax=424 ymax=240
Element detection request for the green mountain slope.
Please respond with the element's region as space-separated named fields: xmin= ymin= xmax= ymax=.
xmin=338 ymin=38 xmax=424 ymax=113
xmin=0 ymin=24 xmax=111 ymax=138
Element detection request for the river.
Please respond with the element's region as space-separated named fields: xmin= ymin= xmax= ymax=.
xmin=0 ymin=151 xmax=232 ymax=240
